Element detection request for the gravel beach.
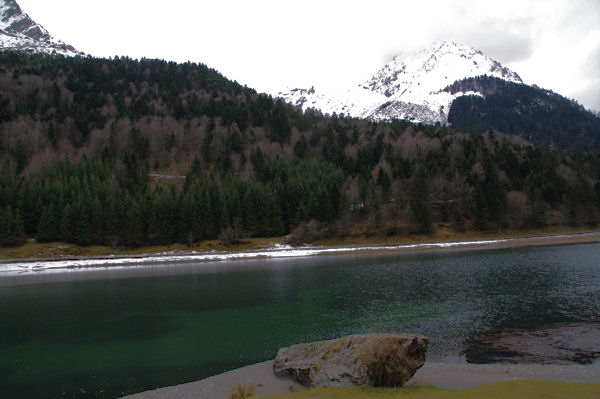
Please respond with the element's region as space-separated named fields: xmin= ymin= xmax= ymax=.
xmin=121 ymin=361 xmax=600 ymax=398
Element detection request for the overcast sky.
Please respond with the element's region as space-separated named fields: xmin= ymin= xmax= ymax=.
xmin=17 ymin=0 xmax=600 ymax=111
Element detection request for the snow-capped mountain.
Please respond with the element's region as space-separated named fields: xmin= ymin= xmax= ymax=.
xmin=0 ymin=0 xmax=82 ymax=56
xmin=277 ymin=42 xmax=523 ymax=125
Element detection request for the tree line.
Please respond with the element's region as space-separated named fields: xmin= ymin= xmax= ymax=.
xmin=0 ymin=154 xmax=344 ymax=247
xmin=1 ymin=52 xmax=599 ymax=248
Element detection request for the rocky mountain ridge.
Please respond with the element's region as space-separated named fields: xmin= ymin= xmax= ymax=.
xmin=0 ymin=0 xmax=82 ymax=56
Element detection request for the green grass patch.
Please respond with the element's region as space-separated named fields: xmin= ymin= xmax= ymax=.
xmin=262 ymin=380 xmax=600 ymax=399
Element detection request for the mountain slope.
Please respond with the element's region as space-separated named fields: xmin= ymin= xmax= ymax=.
xmin=362 ymin=41 xmax=522 ymax=102
xmin=445 ymin=76 xmax=600 ymax=152
xmin=278 ymin=42 xmax=523 ymax=125
xmin=0 ymin=0 xmax=82 ymax=56
xmin=1 ymin=52 xmax=600 ymax=250
xmin=277 ymin=42 xmax=599 ymax=152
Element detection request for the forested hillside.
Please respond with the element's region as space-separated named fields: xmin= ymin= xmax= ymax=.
xmin=446 ymin=76 xmax=600 ymax=152
xmin=1 ymin=52 xmax=599 ymax=247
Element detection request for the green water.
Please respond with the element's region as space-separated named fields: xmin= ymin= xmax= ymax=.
xmin=1 ymin=243 xmax=599 ymax=398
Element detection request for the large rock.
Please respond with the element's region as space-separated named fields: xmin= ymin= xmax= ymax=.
xmin=273 ymin=333 xmax=428 ymax=387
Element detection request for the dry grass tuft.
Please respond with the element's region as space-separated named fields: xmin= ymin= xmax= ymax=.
xmin=225 ymin=382 xmax=256 ymax=399
xmin=357 ymin=336 xmax=423 ymax=387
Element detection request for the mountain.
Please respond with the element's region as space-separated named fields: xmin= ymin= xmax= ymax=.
xmin=277 ymin=42 xmax=523 ymax=125
xmin=0 ymin=0 xmax=81 ymax=56
xmin=277 ymin=41 xmax=599 ymax=152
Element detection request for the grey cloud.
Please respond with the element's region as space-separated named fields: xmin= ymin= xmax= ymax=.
xmin=571 ymin=80 xmax=600 ymax=111
xmin=379 ymin=3 xmax=538 ymax=66
xmin=577 ymin=45 xmax=600 ymax=111
xmin=582 ymin=43 xmax=600 ymax=75
xmin=441 ymin=16 xmax=536 ymax=64
xmin=475 ymin=33 xmax=535 ymax=64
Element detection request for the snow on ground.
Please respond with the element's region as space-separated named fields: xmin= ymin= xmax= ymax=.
xmin=0 ymin=239 xmax=508 ymax=276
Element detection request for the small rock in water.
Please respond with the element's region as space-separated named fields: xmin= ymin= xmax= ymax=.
xmin=273 ymin=333 xmax=428 ymax=387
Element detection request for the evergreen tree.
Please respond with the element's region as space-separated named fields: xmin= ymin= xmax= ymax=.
xmin=36 ymin=203 xmax=60 ymax=243
xmin=0 ymin=206 xmax=26 ymax=246
xmin=269 ymin=100 xmax=291 ymax=144
xmin=60 ymin=203 xmax=76 ymax=243
xmin=409 ymin=167 xmax=433 ymax=234
xmin=377 ymin=168 xmax=392 ymax=201
xmin=293 ymin=135 xmax=310 ymax=158
xmin=125 ymin=199 xmax=145 ymax=247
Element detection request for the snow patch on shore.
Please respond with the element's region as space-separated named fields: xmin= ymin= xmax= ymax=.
xmin=0 ymin=239 xmax=510 ymax=276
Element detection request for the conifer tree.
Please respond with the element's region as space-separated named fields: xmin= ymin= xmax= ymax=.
xmin=125 ymin=199 xmax=145 ymax=247
xmin=410 ymin=167 xmax=433 ymax=234
xmin=0 ymin=206 xmax=26 ymax=246
xmin=60 ymin=203 xmax=76 ymax=243
xmin=36 ymin=203 xmax=60 ymax=243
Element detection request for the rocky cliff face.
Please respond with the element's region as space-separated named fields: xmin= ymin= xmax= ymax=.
xmin=0 ymin=0 xmax=82 ymax=56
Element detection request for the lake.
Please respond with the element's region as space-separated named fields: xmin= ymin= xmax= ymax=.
xmin=1 ymin=242 xmax=599 ymax=398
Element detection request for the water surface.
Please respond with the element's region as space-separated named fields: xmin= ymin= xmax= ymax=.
xmin=1 ymin=243 xmax=599 ymax=398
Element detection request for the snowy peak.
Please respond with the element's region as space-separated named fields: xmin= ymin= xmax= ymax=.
xmin=0 ymin=0 xmax=82 ymax=56
xmin=277 ymin=42 xmax=524 ymax=125
xmin=1 ymin=0 xmax=50 ymax=41
xmin=362 ymin=42 xmax=522 ymax=100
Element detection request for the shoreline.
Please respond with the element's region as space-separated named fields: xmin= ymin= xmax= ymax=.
xmin=2 ymin=227 xmax=598 ymax=261
xmin=121 ymin=360 xmax=600 ymax=398
xmin=1 ymin=231 xmax=599 ymax=276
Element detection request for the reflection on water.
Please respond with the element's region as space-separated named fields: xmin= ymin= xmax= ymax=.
xmin=0 ymin=242 xmax=599 ymax=398
xmin=465 ymin=322 xmax=600 ymax=364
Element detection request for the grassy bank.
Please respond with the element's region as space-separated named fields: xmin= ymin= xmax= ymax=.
xmin=1 ymin=226 xmax=598 ymax=260
xmin=0 ymin=236 xmax=286 ymax=259
xmin=311 ymin=224 xmax=599 ymax=247
xmin=261 ymin=380 xmax=600 ymax=399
